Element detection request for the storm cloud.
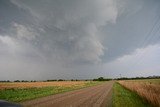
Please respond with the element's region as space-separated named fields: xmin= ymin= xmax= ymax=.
xmin=0 ymin=0 xmax=160 ymax=80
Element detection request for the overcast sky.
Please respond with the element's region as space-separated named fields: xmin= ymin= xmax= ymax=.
xmin=0 ymin=0 xmax=160 ymax=80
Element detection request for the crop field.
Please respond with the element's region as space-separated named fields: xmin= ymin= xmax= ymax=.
xmin=0 ymin=79 xmax=159 ymax=107
xmin=112 ymin=82 xmax=152 ymax=107
xmin=0 ymin=81 xmax=86 ymax=89
xmin=118 ymin=79 xmax=160 ymax=107
xmin=0 ymin=81 xmax=102 ymax=102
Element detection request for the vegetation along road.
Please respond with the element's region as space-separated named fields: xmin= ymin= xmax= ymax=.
xmin=21 ymin=81 xmax=114 ymax=107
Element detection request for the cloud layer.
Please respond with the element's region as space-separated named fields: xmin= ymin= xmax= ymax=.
xmin=0 ymin=0 xmax=160 ymax=80
xmin=10 ymin=0 xmax=119 ymax=64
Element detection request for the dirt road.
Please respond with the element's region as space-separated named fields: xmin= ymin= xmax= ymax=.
xmin=21 ymin=81 xmax=114 ymax=107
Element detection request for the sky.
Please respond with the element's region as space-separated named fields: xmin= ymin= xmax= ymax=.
xmin=0 ymin=0 xmax=160 ymax=80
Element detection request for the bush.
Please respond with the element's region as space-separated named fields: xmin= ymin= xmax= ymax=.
xmin=14 ymin=80 xmax=20 ymax=82
xmin=93 ymin=77 xmax=111 ymax=81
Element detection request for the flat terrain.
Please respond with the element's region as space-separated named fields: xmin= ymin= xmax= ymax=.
xmin=118 ymin=79 xmax=160 ymax=106
xmin=113 ymin=83 xmax=152 ymax=107
xmin=0 ymin=81 xmax=86 ymax=89
xmin=21 ymin=81 xmax=114 ymax=107
xmin=0 ymin=81 xmax=102 ymax=102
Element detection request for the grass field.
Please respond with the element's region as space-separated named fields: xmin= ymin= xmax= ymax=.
xmin=0 ymin=81 xmax=86 ymax=89
xmin=0 ymin=81 xmax=102 ymax=102
xmin=118 ymin=79 xmax=160 ymax=107
xmin=112 ymin=82 xmax=152 ymax=107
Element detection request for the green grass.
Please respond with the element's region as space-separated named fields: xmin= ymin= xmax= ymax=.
xmin=112 ymin=82 xmax=152 ymax=107
xmin=0 ymin=81 xmax=103 ymax=102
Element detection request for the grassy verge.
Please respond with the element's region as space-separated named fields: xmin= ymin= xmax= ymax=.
xmin=112 ymin=82 xmax=152 ymax=107
xmin=0 ymin=81 xmax=103 ymax=102
xmin=118 ymin=80 xmax=160 ymax=106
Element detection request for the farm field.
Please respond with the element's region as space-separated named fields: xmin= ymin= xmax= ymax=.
xmin=0 ymin=79 xmax=159 ymax=107
xmin=112 ymin=82 xmax=152 ymax=107
xmin=21 ymin=81 xmax=114 ymax=107
xmin=0 ymin=81 xmax=102 ymax=102
xmin=118 ymin=79 xmax=160 ymax=107
xmin=0 ymin=81 xmax=86 ymax=89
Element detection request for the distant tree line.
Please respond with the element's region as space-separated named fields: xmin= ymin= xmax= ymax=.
xmin=93 ymin=77 xmax=112 ymax=81
xmin=0 ymin=80 xmax=37 ymax=82
xmin=0 ymin=75 xmax=159 ymax=82
xmin=46 ymin=79 xmax=82 ymax=82
xmin=0 ymin=79 xmax=83 ymax=82
xmin=14 ymin=80 xmax=37 ymax=82
xmin=115 ymin=75 xmax=160 ymax=80
xmin=0 ymin=80 xmax=10 ymax=82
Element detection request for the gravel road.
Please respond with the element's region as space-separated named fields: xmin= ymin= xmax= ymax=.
xmin=21 ymin=81 xmax=114 ymax=107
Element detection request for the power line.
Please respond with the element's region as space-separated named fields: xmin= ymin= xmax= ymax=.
xmin=128 ymin=15 xmax=160 ymax=71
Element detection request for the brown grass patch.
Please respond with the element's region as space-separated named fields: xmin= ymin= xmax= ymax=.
xmin=0 ymin=81 xmax=86 ymax=89
xmin=118 ymin=80 xmax=160 ymax=107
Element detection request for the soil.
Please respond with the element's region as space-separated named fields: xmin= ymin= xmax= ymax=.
xmin=21 ymin=81 xmax=114 ymax=107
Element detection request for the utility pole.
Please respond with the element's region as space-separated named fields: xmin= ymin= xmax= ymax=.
xmin=119 ymin=74 xmax=122 ymax=78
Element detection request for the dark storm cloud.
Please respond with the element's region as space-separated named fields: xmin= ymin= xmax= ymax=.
xmin=0 ymin=0 xmax=160 ymax=80
xmin=0 ymin=0 xmax=36 ymax=34
xmin=100 ymin=0 xmax=160 ymax=62
xmin=10 ymin=0 xmax=119 ymax=63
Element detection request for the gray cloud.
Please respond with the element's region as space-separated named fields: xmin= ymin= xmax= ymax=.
xmin=100 ymin=0 xmax=160 ymax=62
xmin=0 ymin=0 xmax=160 ymax=80
xmin=10 ymin=0 xmax=119 ymax=63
